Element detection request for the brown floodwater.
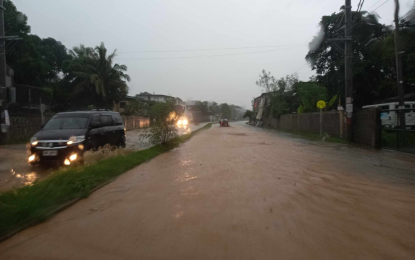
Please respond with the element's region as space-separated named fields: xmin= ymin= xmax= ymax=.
xmin=1 ymin=121 xmax=415 ymax=259
xmin=0 ymin=123 xmax=211 ymax=192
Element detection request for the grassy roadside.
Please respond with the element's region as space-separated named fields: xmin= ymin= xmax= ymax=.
xmin=279 ymin=129 xmax=348 ymax=144
xmin=0 ymin=123 xmax=212 ymax=240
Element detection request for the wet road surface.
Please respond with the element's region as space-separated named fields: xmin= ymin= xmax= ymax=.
xmin=1 ymin=121 xmax=415 ymax=259
xmin=0 ymin=123 xmax=210 ymax=191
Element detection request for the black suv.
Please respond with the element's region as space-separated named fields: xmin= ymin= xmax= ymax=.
xmin=28 ymin=110 xmax=126 ymax=165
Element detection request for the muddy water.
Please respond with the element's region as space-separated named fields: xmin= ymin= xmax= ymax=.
xmin=0 ymin=123 xmax=210 ymax=191
xmin=1 ymin=121 xmax=415 ymax=259
xmin=0 ymin=144 xmax=55 ymax=191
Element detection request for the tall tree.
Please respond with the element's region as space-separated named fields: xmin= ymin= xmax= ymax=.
xmin=297 ymin=82 xmax=327 ymax=112
xmin=67 ymin=42 xmax=130 ymax=108
xmin=4 ymin=0 xmax=30 ymax=36
xmin=195 ymin=101 xmax=209 ymax=115
xmin=209 ymin=102 xmax=221 ymax=114
xmin=305 ymin=10 xmax=411 ymax=107
xmin=256 ymin=69 xmax=276 ymax=92
xmin=4 ymin=0 xmax=71 ymax=87
xmin=221 ymin=103 xmax=232 ymax=119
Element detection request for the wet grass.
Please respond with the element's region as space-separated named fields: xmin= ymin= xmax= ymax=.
xmin=0 ymin=123 xmax=212 ymax=240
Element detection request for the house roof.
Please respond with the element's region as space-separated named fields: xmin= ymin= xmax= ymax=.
xmin=125 ymin=95 xmax=146 ymax=101
xmin=253 ymin=92 xmax=272 ymax=101
xmin=137 ymin=92 xmax=183 ymax=101
xmin=138 ymin=92 xmax=152 ymax=96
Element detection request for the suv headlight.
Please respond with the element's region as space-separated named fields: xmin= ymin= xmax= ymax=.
xmin=67 ymin=135 xmax=85 ymax=145
xmin=30 ymin=137 xmax=38 ymax=146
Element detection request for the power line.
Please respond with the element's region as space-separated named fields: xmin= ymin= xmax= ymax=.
xmin=294 ymin=62 xmax=308 ymax=74
xmin=118 ymin=43 xmax=305 ymax=54
xmin=371 ymin=0 xmax=390 ymax=12
xmin=115 ymin=46 xmax=305 ymax=61
xmin=367 ymin=0 xmax=383 ymax=10
xmin=358 ymin=0 xmax=365 ymax=12
xmin=353 ymin=0 xmax=363 ymax=22
xmin=352 ymin=0 xmax=390 ymax=29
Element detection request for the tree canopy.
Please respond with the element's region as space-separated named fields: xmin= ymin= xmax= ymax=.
xmin=66 ymin=43 xmax=130 ymax=108
xmin=306 ymin=10 xmax=415 ymax=108
xmin=5 ymin=0 xmax=130 ymax=112
xmin=221 ymin=103 xmax=232 ymax=119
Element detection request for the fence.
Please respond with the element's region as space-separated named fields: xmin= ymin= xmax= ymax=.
xmin=380 ymin=108 xmax=415 ymax=153
xmin=1 ymin=114 xmax=150 ymax=144
xmin=122 ymin=116 xmax=150 ymax=130
xmin=278 ymin=108 xmax=381 ymax=149
xmin=280 ymin=111 xmax=344 ymax=138
xmin=6 ymin=114 xmax=52 ymax=144
xmin=353 ymin=107 xmax=381 ymax=149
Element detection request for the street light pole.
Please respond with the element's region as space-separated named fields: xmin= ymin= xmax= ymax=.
xmin=345 ymin=0 xmax=354 ymax=142
xmin=394 ymin=0 xmax=406 ymax=128
xmin=0 ymin=0 xmax=6 ymax=111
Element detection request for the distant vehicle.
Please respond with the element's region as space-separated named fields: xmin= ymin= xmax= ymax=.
xmin=177 ymin=117 xmax=189 ymax=128
xmin=220 ymin=119 xmax=229 ymax=127
xmin=28 ymin=110 xmax=126 ymax=166
xmin=362 ymin=102 xmax=415 ymax=129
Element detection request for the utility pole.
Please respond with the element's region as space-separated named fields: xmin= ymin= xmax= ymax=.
xmin=345 ymin=0 xmax=354 ymax=142
xmin=0 ymin=0 xmax=20 ymax=141
xmin=394 ymin=0 xmax=405 ymax=128
xmin=0 ymin=0 xmax=7 ymax=142
xmin=0 ymin=0 xmax=6 ymax=112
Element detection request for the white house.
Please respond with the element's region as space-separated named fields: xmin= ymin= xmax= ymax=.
xmin=136 ymin=92 xmax=185 ymax=107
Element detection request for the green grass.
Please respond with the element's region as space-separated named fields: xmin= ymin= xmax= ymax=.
xmin=280 ymin=129 xmax=348 ymax=144
xmin=0 ymin=123 xmax=212 ymax=239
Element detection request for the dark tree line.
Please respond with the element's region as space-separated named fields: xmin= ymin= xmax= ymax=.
xmin=256 ymin=7 xmax=415 ymax=119
xmin=306 ymin=9 xmax=415 ymax=108
xmin=5 ymin=0 xmax=130 ymax=112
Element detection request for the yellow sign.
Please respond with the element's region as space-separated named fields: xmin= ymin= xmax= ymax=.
xmin=317 ymin=100 xmax=326 ymax=109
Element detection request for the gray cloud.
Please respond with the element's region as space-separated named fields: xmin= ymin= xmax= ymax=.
xmin=14 ymin=0 xmax=414 ymax=108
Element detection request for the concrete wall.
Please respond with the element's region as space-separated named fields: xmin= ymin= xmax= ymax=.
xmin=353 ymin=107 xmax=381 ymax=149
xmin=280 ymin=111 xmax=345 ymax=138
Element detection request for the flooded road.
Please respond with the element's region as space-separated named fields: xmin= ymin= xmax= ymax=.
xmin=0 ymin=122 xmax=210 ymax=191
xmin=1 ymin=121 xmax=415 ymax=259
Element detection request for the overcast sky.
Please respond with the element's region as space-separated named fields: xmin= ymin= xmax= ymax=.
xmin=13 ymin=0 xmax=415 ymax=108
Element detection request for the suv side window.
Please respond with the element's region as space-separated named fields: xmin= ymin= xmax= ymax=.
xmin=100 ymin=115 xmax=113 ymax=127
xmin=112 ymin=114 xmax=123 ymax=125
xmin=90 ymin=115 xmax=101 ymax=127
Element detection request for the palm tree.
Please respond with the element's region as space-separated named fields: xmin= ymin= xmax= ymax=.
xmin=68 ymin=42 xmax=130 ymax=109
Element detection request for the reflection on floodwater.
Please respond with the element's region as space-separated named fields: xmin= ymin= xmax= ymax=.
xmin=24 ymin=173 xmax=38 ymax=186
xmin=11 ymin=168 xmax=38 ymax=187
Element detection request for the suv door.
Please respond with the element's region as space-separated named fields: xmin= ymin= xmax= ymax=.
xmin=111 ymin=113 xmax=125 ymax=146
xmin=87 ymin=114 xmax=103 ymax=149
xmin=99 ymin=114 xmax=115 ymax=146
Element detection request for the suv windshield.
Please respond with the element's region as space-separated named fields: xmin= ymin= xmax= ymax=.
xmin=44 ymin=117 xmax=89 ymax=130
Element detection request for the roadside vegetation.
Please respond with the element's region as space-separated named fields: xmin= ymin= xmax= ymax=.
xmin=140 ymin=101 xmax=179 ymax=146
xmin=0 ymin=124 xmax=212 ymax=240
xmin=83 ymin=144 xmax=133 ymax=165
